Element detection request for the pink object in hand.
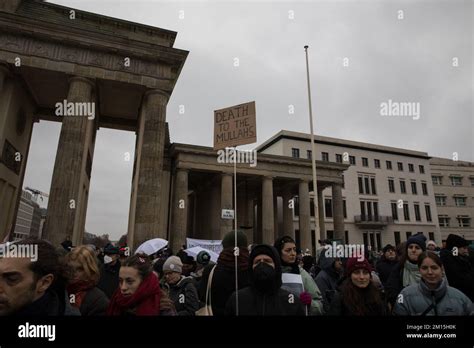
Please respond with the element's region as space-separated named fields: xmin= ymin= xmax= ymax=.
xmin=299 ymin=291 xmax=312 ymax=305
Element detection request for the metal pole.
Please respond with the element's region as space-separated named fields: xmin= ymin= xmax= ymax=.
xmin=304 ymin=45 xmax=321 ymax=252
xmin=233 ymin=146 xmax=239 ymax=315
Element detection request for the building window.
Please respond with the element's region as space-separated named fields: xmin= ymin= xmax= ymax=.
xmin=438 ymin=216 xmax=450 ymax=227
xmin=403 ymin=203 xmax=410 ymax=221
xmin=397 ymin=162 xmax=404 ymax=171
xmin=292 ymin=148 xmax=300 ymax=158
xmin=414 ymin=204 xmax=421 ymax=221
xmin=450 ymin=176 xmax=462 ymax=186
xmin=406 ymin=231 xmax=412 ymax=240
xmin=362 ymin=157 xmax=369 ymax=167
xmin=386 ymin=160 xmax=392 ymax=170
xmin=345 ymin=230 xmax=349 ymax=244
xmin=349 ymin=156 xmax=356 ymax=165
xmin=324 ymin=198 xmax=333 ymax=218
xmin=307 ymin=150 xmax=312 ymax=159
xmin=419 ymin=165 xmax=425 ymax=174
xmin=370 ymin=178 xmax=377 ymax=195
xmin=421 ymin=182 xmax=428 ymax=195
xmin=411 ymin=181 xmax=418 ymax=195
xmin=358 ymin=174 xmax=376 ymax=195
xmin=457 ymin=216 xmax=471 ymax=227
xmin=322 ymin=152 xmax=329 ymax=161
xmin=343 ymin=200 xmax=347 ymax=219
xmin=408 ymin=164 xmax=414 ymax=172
xmin=425 ymin=204 xmax=432 ymax=222
xmin=435 ymin=195 xmax=446 ymax=206
xmin=374 ymin=159 xmax=380 ymax=168
xmin=391 ymin=202 xmax=398 ymax=220
xmin=394 ymin=231 xmax=401 ymax=246
xmin=327 ymin=230 xmax=334 ymax=239
xmin=400 ymin=180 xmax=406 ymax=194
xmin=454 ymin=196 xmax=466 ymax=206
xmin=388 ymin=179 xmax=395 ymax=193
xmin=429 ymin=232 xmax=434 ymax=241
xmin=336 ymin=154 xmax=343 ymax=163
xmin=432 ymin=176 xmax=442 ymax=185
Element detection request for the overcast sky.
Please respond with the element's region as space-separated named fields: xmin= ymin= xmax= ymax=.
xmin=24 ymin=0 xmax=473 ymax=241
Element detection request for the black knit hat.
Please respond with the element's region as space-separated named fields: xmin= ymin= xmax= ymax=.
xmin=406 ymin=233 xmax=426 ymax=251
xmin=382 ymin=244 xmax=395 ymax=253
xmin=446 ymin=234 xmax=469 ymax=250
xmin=222 ymin=230 xmax=248 ymax=249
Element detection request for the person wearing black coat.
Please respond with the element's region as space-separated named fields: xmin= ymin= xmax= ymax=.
xmin=439 ymin=234 xmax=474 ymax=302
xmin=225 ymin=244 xmax=305 ymax=316
xmin=198 ymin=231 xmax=250 ymax=316
xmin=375 ymin=244 xmax=398 ymax=286
xmin=97 ymin=245 xmax=121 ymax=299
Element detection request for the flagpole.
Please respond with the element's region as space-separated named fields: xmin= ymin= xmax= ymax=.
xmin=304 ymin=45 xmax=321 ymax=252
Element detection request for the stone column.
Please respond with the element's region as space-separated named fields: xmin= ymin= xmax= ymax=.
xmin=298 ymin=180 xmax=311 ymax=251
xmin=282 ymin=188 xmax=294 ymax=239
xmin=170 ymin=169 xmax=188 ymax=252
xmin=246 ymin=198 xmax=255 ymax=245
xmin=317 ymin=187 xmax=326 ymax=240
xmin=44 ymin=77 xmax=96 ymax=247
xmin=220 ymin=173 xmax=233 ymax=238
xmin=332 ymin=183 xmax=345 ymax=240
xmin=273 ymin=195 xmax=279 ymax=241
xmin=130 ymin=89 xmax=169 ymax=250
xmin=262 ymin=176 xmax=274 ymax=244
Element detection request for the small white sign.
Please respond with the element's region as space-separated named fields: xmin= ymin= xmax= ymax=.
xmin=221 ymin=209 xmax=235 ymax=219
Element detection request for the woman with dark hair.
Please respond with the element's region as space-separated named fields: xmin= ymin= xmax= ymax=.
xmin=274 ymin=236 xmax=324 ymax=315
xmin=328 ymin=258 xmax=388 ymax=316
xmin=385 ymin=234 xmax=426 ymax=306
xmin=394 ymin=252 xmax=473 ymax=316
xmin=107 ymin=254 xmax=175 ymax=316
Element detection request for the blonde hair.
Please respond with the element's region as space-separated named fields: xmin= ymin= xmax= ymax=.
xmin=66 ymin=245 xmax=100 ymax=284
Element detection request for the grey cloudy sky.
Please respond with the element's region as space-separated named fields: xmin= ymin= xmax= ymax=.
xmin=25 ymin=0 xmax=473 ymax=240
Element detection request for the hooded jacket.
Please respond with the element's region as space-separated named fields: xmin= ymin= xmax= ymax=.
xmin=393 ymin=278 xmax=473 ymax=316
xmin=165 ymin=276 xmax=200 ymax=316
xmin=439 ymin=237 xmax=474 ymax=302
xmin=224 ymin=245 xmax=305 ymax=316
xmin=315 ymin=254 xmax=342 ymax=312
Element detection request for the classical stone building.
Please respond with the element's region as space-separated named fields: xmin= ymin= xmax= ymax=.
xmin=0 ymin=0 xmax=188 ymax=249
xmin=430 ymin=157 xmax=474 ymax=242
xmin=257 ymin=130 xmax=442 ymax=249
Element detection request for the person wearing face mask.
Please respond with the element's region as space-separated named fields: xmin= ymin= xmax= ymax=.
xmin=385 ymin=233 xmax=426 ymax=307
xmin=97 ymin=244 xmax=121 ymax=299
xmin=224 ymin=244 xmax=305 ymax=316
xmin=274 ymin=236 xmax=324 ymax=315
xmin=328 ymin=258 xmax=388 ymax=316
xmin=394 ymin=252 xmax=473 ymax=316
xmin=440 ymin=234 xmax=474 ymax=302
xmin=375 ymin=244 xmax=398 ymax=287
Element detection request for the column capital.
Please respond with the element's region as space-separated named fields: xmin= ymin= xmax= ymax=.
xmin=262 ymin=175 xmax=274 ymax=181
xmin=68 ymin=76 xmax=95 ymax=91
xmin=176 ymin=168 xmax=189 ymax=174
xmin=144 ymin=88 xmax=170 ymax=101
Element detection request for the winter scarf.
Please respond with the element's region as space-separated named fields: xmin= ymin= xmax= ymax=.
xmin=402 ymin=260 xmax=421 ymax=287
xmin=107 ymin=273 xmax=161 ymax=316
xmin=67 ymin=280 xmax=95 ymax=308
xmin=217 ymin=247 xmax=249 ymax=271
